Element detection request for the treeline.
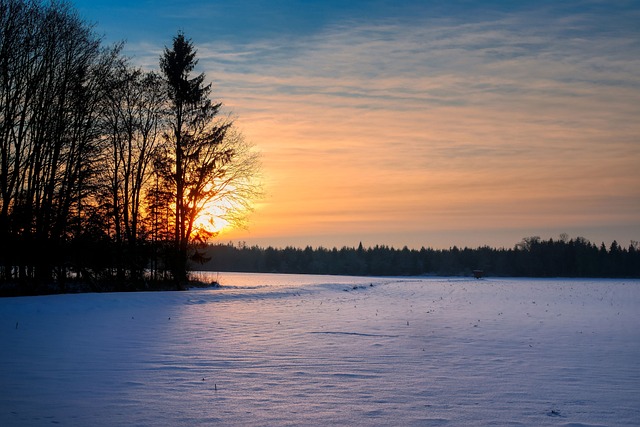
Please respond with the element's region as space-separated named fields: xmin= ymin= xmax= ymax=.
xmin=200 ymin=236 xmax=640 ymax=278
xmin=0 ymin=0 xmax=258 ymax=295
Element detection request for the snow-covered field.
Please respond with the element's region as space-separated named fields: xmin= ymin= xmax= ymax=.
xmin=1 ymin=274 xmax=639 ymax=426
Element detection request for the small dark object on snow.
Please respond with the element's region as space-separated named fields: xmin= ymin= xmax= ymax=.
xmin=473 ymin=270 xmax=484 ymax=279
xmin=547 ymin=410 xmax=562 ymax=417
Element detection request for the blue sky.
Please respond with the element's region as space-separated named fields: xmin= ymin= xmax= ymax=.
xmin=72 ymin=0 xmax=640 ymax=249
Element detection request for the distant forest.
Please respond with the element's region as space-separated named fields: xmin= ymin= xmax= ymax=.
xmin=200 ymin=236 xmax=640 ymax=278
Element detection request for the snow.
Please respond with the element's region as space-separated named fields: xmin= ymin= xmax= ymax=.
xmin=1 ymin=274 xmax=639 ymax=426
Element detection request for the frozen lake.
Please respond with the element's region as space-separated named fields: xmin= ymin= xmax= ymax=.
xmin=1 ymin=274 xmax=639 ymax=426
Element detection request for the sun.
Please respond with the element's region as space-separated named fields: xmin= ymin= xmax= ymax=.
xmin=190 ymin=178 xmax=259 ymax=242
xmin=192 ymin=207 xmax=232 ymax=237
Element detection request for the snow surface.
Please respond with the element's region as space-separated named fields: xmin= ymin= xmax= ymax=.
xmin=1 ymin=274 xmax=639 ymax=426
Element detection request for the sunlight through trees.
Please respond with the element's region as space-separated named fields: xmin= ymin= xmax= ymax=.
xmin=0 ymin=0 xmax=261 ymax=293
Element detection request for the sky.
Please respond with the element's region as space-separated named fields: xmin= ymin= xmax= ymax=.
xmin=72 ymin=0 xmax=640 ymax=249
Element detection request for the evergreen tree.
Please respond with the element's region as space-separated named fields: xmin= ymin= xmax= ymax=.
xmin=160 ymin=32 xmax=235 ymax=284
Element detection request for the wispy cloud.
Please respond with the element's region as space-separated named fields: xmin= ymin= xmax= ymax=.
xmin=119 ymin=1 xmax=640 ymax=247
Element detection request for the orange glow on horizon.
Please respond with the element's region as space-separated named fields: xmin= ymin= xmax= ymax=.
xmin=200 ymin=16 xmax=640 ymax=249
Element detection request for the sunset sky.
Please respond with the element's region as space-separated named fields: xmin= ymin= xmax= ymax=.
xmin=73 ymin=0 xmax=640 ymax=249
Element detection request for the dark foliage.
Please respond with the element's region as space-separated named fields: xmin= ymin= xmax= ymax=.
xmin=199 ymin=237 xmax=640 ymax=278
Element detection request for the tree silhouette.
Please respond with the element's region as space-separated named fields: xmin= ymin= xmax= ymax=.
xmin=100 ymin=62 xmax=166 ymax=286
xmin=0 ymin=0 xmax=119 ymax=287
xmin=199 ymin=236 xmax=640 ymax=279
xmin=0 ymin=2 xmax=262 ymax=294
xmin=160 ymin=32 xmax=253 ymax=284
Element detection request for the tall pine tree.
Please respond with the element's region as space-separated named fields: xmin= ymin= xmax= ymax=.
xmin=160 ymin=32 xmax=233 ymax=285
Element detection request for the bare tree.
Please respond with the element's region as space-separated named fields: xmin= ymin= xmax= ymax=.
xmin=0 ymin=0 xmax=119 ymax=285
xmin=100 ymin=61 xmax=166 ymax=284
xmin=193 ymin=126 xmax=262 ymax=237
xmin=0 ymin=0 xmax=35 ymax=279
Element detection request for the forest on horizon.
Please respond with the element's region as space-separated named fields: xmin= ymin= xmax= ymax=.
xmin=199 ymin=236 xmax=640 ymax=279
